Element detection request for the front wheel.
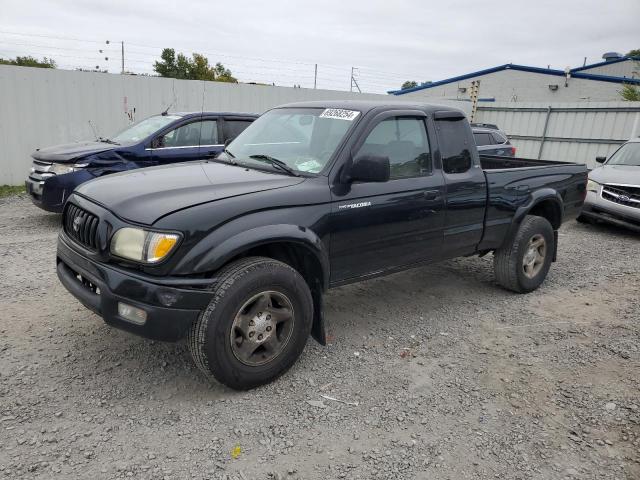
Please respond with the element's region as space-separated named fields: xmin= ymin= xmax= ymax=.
xmin=494 ymin=215 xmax=555 ymax=293
xmin=188 ymin=257 xmax=313 ymax=390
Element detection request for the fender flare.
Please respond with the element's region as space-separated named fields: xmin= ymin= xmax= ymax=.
xmin=192 ymin=224 xmax=330 ymax=291
xmin=506 ymin=188 xmax=563 ymax=240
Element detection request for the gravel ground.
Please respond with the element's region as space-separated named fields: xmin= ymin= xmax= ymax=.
xmin=0 ymin=194 xmax=639 ymax=480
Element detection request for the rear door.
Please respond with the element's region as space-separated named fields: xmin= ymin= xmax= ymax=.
xmin=437 ymin=117 xmax=488 ymax=257
xmin=329 ymin=111 xmax=445 ymax=282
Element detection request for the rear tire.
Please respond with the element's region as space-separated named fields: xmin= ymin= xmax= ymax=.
xmin=494 ymin=215 xmax=555 ymax=293
xmin=188 ymin=257 xmax=313 ymax=390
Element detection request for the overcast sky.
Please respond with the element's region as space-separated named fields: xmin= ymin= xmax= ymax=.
xmin=1 ymin=0 xmax=638 ymax=93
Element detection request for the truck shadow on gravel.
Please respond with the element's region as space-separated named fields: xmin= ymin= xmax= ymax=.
xmin=62 ymin=257 xmax=504 ymax=395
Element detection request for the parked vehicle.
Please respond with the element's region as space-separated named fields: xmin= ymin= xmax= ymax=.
xmin=56 ymin=101 xmax=587 ymax=390
xmin=26 ymin=112 xmax=257 ymax=212
xmin=577 ymin=139 xmax=640 ymax=232
xmin=471 ymin=123 xmax=516 ymax=157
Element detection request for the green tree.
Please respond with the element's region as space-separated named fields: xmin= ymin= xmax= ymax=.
xmin=0 ymin=56 xmax=56 ymax=68
xmin=620 ymin=84 xmax=640 ymax=101
xmin=401 ymin=80 xmax=418 ymax=90
xmin=154 ymin=48 xmax=237 ymax=82
xmin=627 ymin=49 xmax=640 ymax=58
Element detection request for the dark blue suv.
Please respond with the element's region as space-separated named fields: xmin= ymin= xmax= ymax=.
xmin=26 ymin=111 xmax=257 ymax=212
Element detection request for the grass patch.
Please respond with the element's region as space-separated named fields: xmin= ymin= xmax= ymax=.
xmin=0 ymin=185 xmax=26 ymax=198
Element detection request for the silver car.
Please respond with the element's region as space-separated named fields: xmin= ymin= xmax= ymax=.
xmin=579 ymin=139 xmax=640 ymax=232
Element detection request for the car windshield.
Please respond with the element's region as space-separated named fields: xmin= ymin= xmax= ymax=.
xmin=111 ymin=115 xmax=182 ymax=145
xmin=607 ymin=142 xmax=640 ymax=166
xmin=222 ymin=107 xmax=359 ymax=174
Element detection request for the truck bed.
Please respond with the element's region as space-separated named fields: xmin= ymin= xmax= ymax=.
xmin=480 ymin=155 xmax=576 ymax=170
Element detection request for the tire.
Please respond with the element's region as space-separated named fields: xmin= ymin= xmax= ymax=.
xmin=493 ymin=215 xmax=555 ymax=293
xmin=188 ymin=256 xmax=313 ymax=390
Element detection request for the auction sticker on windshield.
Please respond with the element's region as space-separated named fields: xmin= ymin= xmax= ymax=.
xmin=319 ymin=109 xmax=360 ymax=121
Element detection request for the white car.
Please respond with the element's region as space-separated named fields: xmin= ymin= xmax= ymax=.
xmin=578 ymin=139 xmax=640 ymax=232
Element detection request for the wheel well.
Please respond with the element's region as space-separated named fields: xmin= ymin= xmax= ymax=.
xmin=226 ymin=242 xmax=327 ymax=344
xmin=235 ymin=242 xmax=325 ymax=291
xmin=528 ymin=200 xmax=562 ymax=230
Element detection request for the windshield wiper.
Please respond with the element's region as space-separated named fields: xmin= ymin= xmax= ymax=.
xmin=223 ymin=148 xmax=236 ymax=159
xmin=249 ymin=154 xmax=299 ymax=177
xmin=97 ymin=137 xmax=119 ymax=145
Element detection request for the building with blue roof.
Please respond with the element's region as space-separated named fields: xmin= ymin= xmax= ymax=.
xmin=390 ymin=53 xmax=639 ymax=102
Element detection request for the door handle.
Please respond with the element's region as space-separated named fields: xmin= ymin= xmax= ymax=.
xmin=423 ymin=190 xmax=439 ymax=200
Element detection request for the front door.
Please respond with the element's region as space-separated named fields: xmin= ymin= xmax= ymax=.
xmin=329 ymin=114 xmax=445 ymax=283
xmin=149 ymin=119 xmax=219 ymax=165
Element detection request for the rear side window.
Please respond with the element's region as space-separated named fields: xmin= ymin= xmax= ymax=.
xmin=437 ymin=118 xmax=474 ymax=174
xmin=224 ymin=120 xmax=253 ymax=141
xmin=492 ymin=132 xmax=507 ymax=144
xmin=473 ymin=132 xmax=493 ymax=146
xmin=198 ymin=120 xmax=219 ymax=145
xmin=356 ymin=117 xmax=431 ymax=179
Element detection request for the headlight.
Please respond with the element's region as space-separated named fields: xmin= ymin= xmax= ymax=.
xmin=110 ymin=228 xmax=181 ymax=263
xmin=50 ymin=163 xmax=88 ymax=175
xmin=586 ymin=179 xmax=600 ymax=193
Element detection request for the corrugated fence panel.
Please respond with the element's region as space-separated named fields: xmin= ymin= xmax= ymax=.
xmin=0 ymin=65 xmax=472 ymax=185
xmin=476 ymin=101 xmax=640 ymax=168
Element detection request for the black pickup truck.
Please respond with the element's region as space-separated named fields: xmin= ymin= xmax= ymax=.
xmin=56 ymin=101 xmax=588 ymax=390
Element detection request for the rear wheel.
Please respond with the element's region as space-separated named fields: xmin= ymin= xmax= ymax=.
xmin=494 ymin=215 xmax=555 ymax=293
xmin=188 ymin=257 xmax=313 ymax=390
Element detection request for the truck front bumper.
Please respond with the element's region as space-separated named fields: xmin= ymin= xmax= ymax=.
xmin=581 ymin=190 xmax=640 ymax=233
xmin=56 ymin=234 xmax=213 ymax=341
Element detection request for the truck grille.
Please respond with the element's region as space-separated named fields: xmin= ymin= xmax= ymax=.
xmin=64 ymin=204 xmax=100 ymax=250
xmin=602 ymin=184 xmax=640 ymax=210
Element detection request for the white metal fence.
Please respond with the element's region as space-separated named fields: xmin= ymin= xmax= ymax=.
xmin=0 ymin=65 xmax=471 ymax=185
xmin=476 ymin=102 xmax=640 ymax=168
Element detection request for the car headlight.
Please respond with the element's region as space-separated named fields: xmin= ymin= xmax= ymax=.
xmin=586 ymin=179 xmax=600 ymax=193
xmin=50 ymin=163 xmax=89 ymax=175
xmin=110 ymin=228 xmax=181 ymax=263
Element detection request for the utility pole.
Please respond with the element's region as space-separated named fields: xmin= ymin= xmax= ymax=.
xmin=350 ymin=67 xmax=361 ymax=93
xmin=469 ymin=80 xmax=480 ymax=122
xmin=314 ymin=64 xmax=317 ymax=89
xmin=121 ymin=41 xmax=125 ymax=74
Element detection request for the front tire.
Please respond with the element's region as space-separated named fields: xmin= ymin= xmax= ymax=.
xmin=494 ymin=215 xmax=555 ymax=293
xmin=188 ymin=257 xmax=313 ymax=390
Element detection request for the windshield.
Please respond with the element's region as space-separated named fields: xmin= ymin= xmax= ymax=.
xmin=111 ymin=115 xmax=181 ymax=145
xmin=607 ymin=142 xmax=640 ymax=166
xmin=222 ymin=107 xmax=359 ymax=174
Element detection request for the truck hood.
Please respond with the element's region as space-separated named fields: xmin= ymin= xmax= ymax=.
xmin=32 ymin=141 xmax=116 ymax=162
xmin=589 ymin=164 xmax=640 ymax=186
xmin=74 ymin=161 xmax=305 ymax=225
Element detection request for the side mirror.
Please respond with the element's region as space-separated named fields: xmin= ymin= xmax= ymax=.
xmin=595 ymin=156 xmax=606 ymax=164
xmin=348 ymin=154 xmax=390 ymax=183
xmin=150 ymin=137 xmax=164 ymax=149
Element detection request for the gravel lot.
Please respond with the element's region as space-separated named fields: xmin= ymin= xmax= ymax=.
xmin=1 ymin=194 xmax=639 ymax=480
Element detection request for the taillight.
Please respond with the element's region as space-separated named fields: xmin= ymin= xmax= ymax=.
xmin=511 ymin=146 xmax=516 ymax=156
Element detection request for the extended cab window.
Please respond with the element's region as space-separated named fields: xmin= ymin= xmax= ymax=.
xmin=356 ymin=117 xmax=431 ymax=179
xmin=437 ymin=118 xmax=474 ymax=174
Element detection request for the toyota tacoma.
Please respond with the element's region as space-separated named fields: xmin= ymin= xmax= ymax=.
xmin=56 ymin=101 xmax=588 ymax=390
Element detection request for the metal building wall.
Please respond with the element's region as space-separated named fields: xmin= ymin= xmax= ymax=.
xmin=0 ymin=65 xmax=471 ymax=185
xmin=577 ymin=59 xmax=639 ymax=78
xmin=476 ymin=102 xmax=640 ymax=168
xmin=395 ymin=69 xmax=626 ymax=103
